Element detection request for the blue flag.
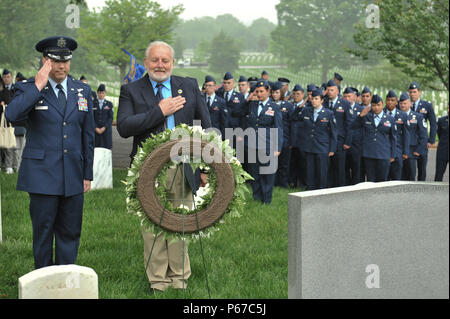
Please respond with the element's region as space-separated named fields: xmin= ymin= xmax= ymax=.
xmin=122 ymin=48 xmax=146 ymax=84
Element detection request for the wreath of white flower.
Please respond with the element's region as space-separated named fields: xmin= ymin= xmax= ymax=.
xmin=124 ymin=124 xmax=253 ymax=243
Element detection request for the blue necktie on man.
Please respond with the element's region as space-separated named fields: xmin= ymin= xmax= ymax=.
xmin=156 ymin=83 xmax=174 ymax=129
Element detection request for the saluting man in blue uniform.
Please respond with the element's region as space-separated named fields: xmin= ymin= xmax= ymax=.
xmin=408 ymin=81 xmax=437 ymax=181
xmin=398 ymin=92 xmax=428 ymax=181
xmin=352 ymin=94 xmax=396 ymax=182
xmin=385 ymin=90 xmax=410 ymax=180
xmin=299 ymin=89 xmax=337 ymax=190
xmin=94 ymin=84 xmax=114 ymax=149
xmin=204 ymin=75 xmax=229 ymax=139
xmin=5 ymin=36 xmax=95 ymax=269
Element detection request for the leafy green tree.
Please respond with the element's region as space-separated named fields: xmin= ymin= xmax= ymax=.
xmin=77 ymin=0 xmax=183 ymax=80
xmin=207 ymin=31 xmax=241 ymax=74
xmin=352 ymin=0 xmax=449 ymax=91
xmin=271 ymin=0 xmax=364 ymax=82
xmin=193 ymin=38 xmax=210 ymax=62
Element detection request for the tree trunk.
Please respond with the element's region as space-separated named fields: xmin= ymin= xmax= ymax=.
xmin=321 ymin=63 xmax=329 ymax=84
xmin=119 ymin=63 xmax=127 ymax=83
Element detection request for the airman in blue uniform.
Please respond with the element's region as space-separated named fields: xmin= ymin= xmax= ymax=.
xmin=435 ymin=103 xmax=449 ymax=181
xmin=385 ymin=90 xmax=410 ymax=180
xmin=271 ymin=81 xmax=294 ymax=188
xmin=343 ymin=87 xmax=365 ymax=185
xmin=398 ymin=92 xmax=428 ymax=181
xmin=298 ymin=89 xmax=337 ymax=190
xmin=94 ymin=84 xmax=114 ymax=149
xmin=324 ymin=79 xmax=352 ymax=187
xmin=237 ymin=79 xmax=283 ymax=204
xmin=289 ymin=84 xmax=309 ymax=188
xmin=352 ymin=95 xmax=396 ymax=182
xmin=5 ymin=36 xmax=95 ymax=269
xmin=408 ymin=81 xmax=437 ymax=181
xmin=204 ymin=75 xmax=229 ymax=138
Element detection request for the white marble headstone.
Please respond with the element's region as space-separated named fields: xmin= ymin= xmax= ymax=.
xmin=18 ymin=265 xmax=98 ymax=299
xmin=91 ymin=147 xmax=113 ymax=190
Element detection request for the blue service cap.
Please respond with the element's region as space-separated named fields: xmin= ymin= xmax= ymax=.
xmin=311 ymin=88 xmax=323 ymax=98
xmin=261 ymin=70 xmax=268 ymax=76
xmin=371 ymin=94 xmax=383 ymax=104
xmin=238 ymin=75 xmax=248 ymax=83
xmin=256 ymin=79 xmax=269 ymax=88
xmin=327 ymin=79 xmax=338 ymax=88
xmin=399 ymin=92 xmax=410 ymax=102
xmin=334 ymin=72 xmax=343 ymax=81
xmin=205 ymin=75 xmax=215 ymax=83
xmin=409 ymin=81 xmax=420 ymax=90
xmin=271 ymin=81 xmax=283 ymax=91
xmin=223 ymin=72 xmax=234 ymax=80
xmin=306 ymin=84 xmax=316 ymax=92
xmin=2 ymin=68 xmax=11 ymax=76
xmin=343 ymin=87 xmax=355 ymax=94
xmin=278 ymin=77 xmax=290 ymax=85
xmin=247 ymin=76 xmax=258 ymax=83
xmin=293 ymin=84 xmax=304 ymax=92
xmin=35 ymin=36 xmax=77 ymax=61
xmin=250 ymin=83 xmax=257 ymax=93
xmin=361 ymin=86 xmax=371 ymax=94
xmin=97 ymin=84 xmax=106 ymax=92
xmin=386 ymin=90 xmax=397 ymax=98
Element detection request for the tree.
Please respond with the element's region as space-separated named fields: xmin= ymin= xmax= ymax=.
xmin=271 ymin=0 xmax=364 ymax=82
xmin=77 ymin=0 xmax=183 ymax=80
xmin=207 ymin=31 xmax=241 ymax=74
xmin=352 ymin=0 xmax=449 ymax=91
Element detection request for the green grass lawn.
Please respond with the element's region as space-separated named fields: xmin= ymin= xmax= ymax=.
xmin=0 ymin=169 xmax=298 ymax=299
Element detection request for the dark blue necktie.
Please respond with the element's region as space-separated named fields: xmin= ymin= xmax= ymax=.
xmin=156 ymin=83 xmax=164 ymax=101
xmin=56 ymin=84 xmax=66 ymax=113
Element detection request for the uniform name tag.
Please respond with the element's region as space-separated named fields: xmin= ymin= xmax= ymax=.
xmin=78 ymin=97 xmax=88 ymax=112
xmin=304 ymin=116 xmax=310 ymax=120
xmin=365 ymin=121 xmax=372 ymax=124
xmin=35 ymin=106 xmax=48 ymax=110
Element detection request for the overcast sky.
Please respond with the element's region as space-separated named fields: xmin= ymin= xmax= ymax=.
xmin=86 ymin=0 xmax=279 ymax=25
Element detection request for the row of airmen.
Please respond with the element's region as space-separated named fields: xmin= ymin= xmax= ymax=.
xmin=200 ymin=72 xmax=448 ymax=204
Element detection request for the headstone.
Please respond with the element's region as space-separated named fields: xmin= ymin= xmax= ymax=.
xmin=18 ymin=265 xmax=98 ymax=299
xmin=91 ymin=147 xmax=113 ymax=190
xmin=288 ymin=181 xmax=449 ymax=299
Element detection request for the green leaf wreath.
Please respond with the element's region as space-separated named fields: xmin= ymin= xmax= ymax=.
xmin=124 ymin=124 xmax=253 ymax=243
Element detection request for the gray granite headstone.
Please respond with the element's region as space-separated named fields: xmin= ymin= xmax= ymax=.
xmin=288 ymin=181 xmax=449 ymax=299
xmin=91 ymin=147 xmax=113 ymax=190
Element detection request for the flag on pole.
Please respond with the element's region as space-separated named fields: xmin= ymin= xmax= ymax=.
xmin=122 ymin=48 xmax=146 ymax=84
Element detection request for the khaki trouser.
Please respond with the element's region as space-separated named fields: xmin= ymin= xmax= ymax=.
xmin=142 ymin=165 xmax=193 ymax=291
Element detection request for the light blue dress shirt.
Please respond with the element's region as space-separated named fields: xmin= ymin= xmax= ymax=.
xmin=48 ymin=77 xmax=68 ymax=99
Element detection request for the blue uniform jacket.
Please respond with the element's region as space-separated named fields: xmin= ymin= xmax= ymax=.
xmin=413 ymin=99 xmax=437 ymax=144
xmin=384 ymin=109 xmax=410 ymax=159
xmin=274 ymin=100 xmax=294 ymax=148
xmin=324 ymin=97 xmax=353 ymax=148
xmin=405 ymin=111 xmax=428 ymax=157
xmin=297 ymin=106 xmax=337 ymax=154
xmin=352 ymin=111 xmax=396 ymax=160
xmin=349 ymin=103 xmax=366 ymax=150
xmin=244 ymin=99 xmax=283 ymax=153
xmin=94 ymin=99 xmax=114 ymax=149
xmin=206 ymin=95 xmax=229 ymax=137
xmin=290 ymin=101 xmax=310 ymax=151
xmin=436 ymin=115 xmax=449 ymax=161
xmin=222 ymin=90 xmax=245 ymax=129
xmin=5 ymin=76 xmax=95 ymax=196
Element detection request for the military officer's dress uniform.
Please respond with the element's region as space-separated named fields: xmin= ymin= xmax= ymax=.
xmin=409 ymin=81 xmax=437 ymax=181
xmin=345 ymin=89 xmax=366 ymax=185
xmin=274 ymin=95 xmax=294 ymax=188
xmin=237 ymin=80 xmax=283 ymax=204
xmin=324 ymin=80 xmax=352 ymax=187
xmin=204 ymin=77 xmax=229 ymax=139
xmin=5 ymin=36 xmax=95 ymax=269
xmin=298 ymin=91 xmax=337 ymax=190
xmin=401 ymin=95 xmax=428 ymax=181
xmin=352 ymin=95 xmax=396 ymax=182
xmin=94 ymin=84 xmax=114 ymax=149
xmin=386 ymin=106 xmax=410 ymax=180
xmin=435 ymin=112 xmax=449 ymax=181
